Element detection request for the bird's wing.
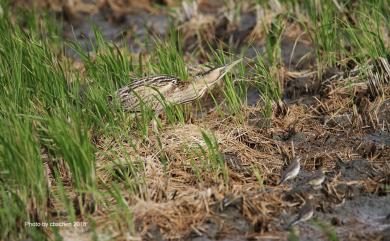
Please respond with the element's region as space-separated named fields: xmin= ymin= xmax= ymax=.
xmin=116 ymin=76 xmax=181 ymax=112
xmin=287 ymin=201 xmax=313 ymax=228
xmin=308 ymin=171 xmax=323 ymax=181
xmin=119 ymin=86 xmax=158 ymax=112
xmin=282 ymin=160 xmax=299 ymax=177
xmin=129 ymin=76 xmax=180 ymax=90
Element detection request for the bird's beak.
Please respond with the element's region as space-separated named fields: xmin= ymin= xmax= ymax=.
xmin=195 ymin=58 xmax=243 ymax=86
xmin=223 ymin=58 xmax=243 ymax=73
xmin=217 ymin=58 xmax=243 ymax=80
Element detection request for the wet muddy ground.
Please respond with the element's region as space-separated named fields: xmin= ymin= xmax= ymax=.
xmin=13 ymin=1 xmax=389 ymax=240
xmin=63 ymin=10 xmax=169 ymax=57
xmin=66 ymin=8 xmax=389 ymax=241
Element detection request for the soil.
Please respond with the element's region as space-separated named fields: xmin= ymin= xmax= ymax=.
xmin=15 ymin=1 xmax=390 ymax=240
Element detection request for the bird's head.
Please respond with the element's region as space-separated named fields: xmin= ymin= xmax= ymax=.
xmin=293 ymin=156 xmax=302 ymax=163
xmin=306 ymin=193 xmax=314 ymax=200
xmin=194 ymin=58 xmax=242 ymax=86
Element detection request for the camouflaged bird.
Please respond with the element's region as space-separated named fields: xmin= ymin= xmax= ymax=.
xmin=279 ymin=156 xmax=301 ymax=185
xmin=307 ymin=168 xmax=325 ymax=188
xmin=110 ymin=59 xmax=242 ymax=113
xmin=286 ymin=194 xmax=314 ymax=228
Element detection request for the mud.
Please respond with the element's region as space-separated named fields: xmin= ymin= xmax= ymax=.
xmin=314 ymin=195 xmax=390 ymax=241
xmin=63 ymin=10 xmax=169 ymax=58
xmin=17 ymin=2 xmax=390 ymax=241
xmin=137 ymin=155 xmax=388 ymax=241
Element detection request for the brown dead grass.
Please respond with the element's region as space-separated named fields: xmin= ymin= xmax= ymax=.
xmin=81 ymin=53 xmax=390 ymax=239
xmin=12 ymin=1 xmax=388 ymax=239
xmin=13 ymin=0 xmax=173 ymax=14
xmin=90 ymin=78 xmax=389 ymax=239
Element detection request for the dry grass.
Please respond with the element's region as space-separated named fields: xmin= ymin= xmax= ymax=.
xmin=40 ymin=50 xmax=388 ymax=239
xmin=91 ymin=74 xmax=389 ymax=239
xmin=2 ymin=0 xmax=390 ymax=240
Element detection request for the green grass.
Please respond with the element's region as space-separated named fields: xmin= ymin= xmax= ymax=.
xmin=211 ymin=48 xmax=247 ymax=121
xmin=0 ymin=114 xmax=48 ymax=240
xmin=0 ymin=0 xmax=389 ymax=239
xmin=191 ymin=130 xmax=229 ymax=186
xmin=252 ymin=166 xmax=264 ymax=188
xmin=300 ymin=0 xmax=389 ymax=73
xmin=253 ymin=53 xmax=282 ymax=119
xmin=265 ymin=15 xmax=284 ymax=67
xmin=151 ymin=28 xmax=189 ymax=80
xmin=312 ymin=220 xmax=340 ymax=241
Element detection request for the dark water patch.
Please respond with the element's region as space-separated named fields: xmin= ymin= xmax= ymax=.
xmin=378 ymin=100 xmax=390 ymax=124
xmin=322 ymin=195 xmax=390 ymax=240
xmin=246 ymin=87 xmax=262 ymax=107
xmin=338 ymin=159 xmax=377 ymax=181
xmin=364 ymin=132 xmax=390 ymax=147
xmin=245 ymin=37 xmax=314 ymax=69
xmin=232 ymin=12 xmax=257 ymax=48
xmin=63 ymin=11 xmax=169 ymax=58
xmin=281 ymin=38 xmax=315 ymax=71
xmin=287 ymin=194 xmax=390 ymax=241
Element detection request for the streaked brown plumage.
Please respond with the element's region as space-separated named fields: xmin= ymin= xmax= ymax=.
xmin=111 ymin=59 xmax=242 ymax=113
xmin=115 ymin=75 xmax=181 ymax=112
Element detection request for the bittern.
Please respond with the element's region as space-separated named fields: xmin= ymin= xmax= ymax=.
xmin=110 ymin=59 xmax=242 ymax=113
xmin=278 ymin=156 xmax=301 ymax=185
